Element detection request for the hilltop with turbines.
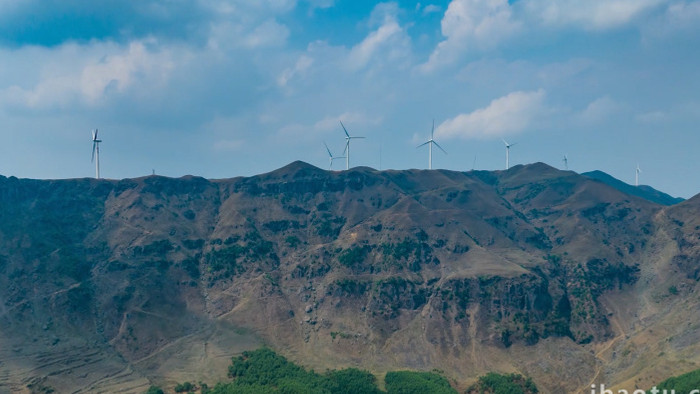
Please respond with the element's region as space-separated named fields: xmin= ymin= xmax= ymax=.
xmin=0 ymin=159 xmax=697 ymax=393
xmin=92 ymin=120 xmax=651 ymax=189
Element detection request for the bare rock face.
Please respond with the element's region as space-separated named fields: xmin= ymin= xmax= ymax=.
xmin=0 ymin=162 xmax=697 ymax=392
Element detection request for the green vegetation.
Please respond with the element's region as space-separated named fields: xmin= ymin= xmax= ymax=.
xmin=650 ymin=368 xmax=700 ymax=393
xmin=174 ymin=381 xmax=194 ymax=392
xmin=338 ymin=246 xmax=371 ymax=268
xmin=144 ymin=386 xmax=164 ymax=394
xmin=201 ymin=348 xmax=522 ymax=394
xmin=466 ymin=372 xmax=538 ymax=394
xmin=380 ymin=234 xmax=435 ymax=272
xmin=384 ymin=371 xmax=456 ymax=394
xmin=183 ymin=239 xmax=205 ymax=250
xmin=209 ymin=348 xmax=379 ymax=393
xmin=206 ymin=231 xmax=279 ymax=278
xmin=285 ymin=235 xmax=301 ymax=248
xmin=263 ymin=220 xmax=301 ymax=233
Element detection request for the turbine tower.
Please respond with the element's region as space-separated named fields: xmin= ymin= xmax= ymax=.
xmin=636 ymin=163 xmax=642 ymax=187
xmin=502 ymin=139 xmax=517 ymax=170
xmin=323 ymin=141 xmax=345 ymax=170
xmin=340 ymin=120 xmax=364 ymax=170
xmin=416 ymin=119 xmax=446 ymax=170
xmin=563 ymin=154 xmax=568 ymax=170
xmin=91 ymin=129 xmax=102 ymax=179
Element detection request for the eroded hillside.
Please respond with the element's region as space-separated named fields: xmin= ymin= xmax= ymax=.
xmin=0 ymin=162 xmax=698 ymax=393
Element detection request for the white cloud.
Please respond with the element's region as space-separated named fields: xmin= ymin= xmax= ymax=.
xmin=435 ymin=89 xmax=547 ymax=139
xmin=579 ymin=96 xmax=623 ymax=123
xmin=665 ymin=0 xmax=700 ymax=25
xmin=208 ymin=18 xmax=290 ymax=50
xmin=422 ymin=4 xmax=442 ymax=15
xmin=306 ymin=0 xmax=335 ymax=10
xmin=80 ymin=42 xmax=174 ymax=102
xmin=642 ymin=1 xmax=700 ymax=39
xmin=522 ymin=0 xmax=668 ymax=30
xmin=277 ymin=55 xmax=314 ymax=87
xmin=421 ymin=0 xmax=519 ymax=72
xmin=243 ymin=19 xmax=290 ymax=48
xmin=1 ymin=41 xmax=175 ymax=109
xmin=347 ymin=4 xmax=410 ymax=71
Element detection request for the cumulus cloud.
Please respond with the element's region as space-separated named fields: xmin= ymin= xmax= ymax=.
xmin=435 ymin=89 xmax=547 ymax=139
xmin=347 ymin=3 xmax=411 ymax=71
xmin=522 ymin=0 xmax=668 ymax=30
xmin=1 ymin=41 xmax=175 ymax=109
xmin=420 ymin=0 xmax=519 ymax=71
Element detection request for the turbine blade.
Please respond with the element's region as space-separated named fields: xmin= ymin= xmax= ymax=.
xmin=343 ymin=141 xmax=349 ymax=156
xmin=324 ymin=141 xmax=333 ymax=157
xmin=431 ymin=119 xmax=435 ymax=139
xmin=340 ymin=120 xmax=349 ymax=138
xmin=501 ymin=138 xmax=509 ymax=146
xmin=417 ymin=141 xmax=430 ymax=148
xmin=351 ymin=136 xmax=365 ymax=139
xmin=91 ymin=142 xmax=96 ymax=162
xmin=433 ymin=140 xmax=447 ymax=154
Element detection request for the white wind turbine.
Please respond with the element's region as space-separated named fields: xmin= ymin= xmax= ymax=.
xmin=91 ymin=129 xmax=102 ymax=179
xmin=324 ymin=141 xmax=345 ymax=170
xmin=502 ymin=138 xmax=517 ymax=170
xmin=563 ymin=154 xmax=569 ymax=170
xmin=636 ymin=163 xmax=642 ymax=186
xmin=417 ymin=119 xmax=446 ymax=170
xmin=340 ymin=120 xmax=364 ymax=170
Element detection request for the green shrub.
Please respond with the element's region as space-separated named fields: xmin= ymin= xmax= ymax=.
xmin=651 ymin=368 xmax=700 ymax=393
xmin=174 ymin=381 xmax=194 ymax=392
xmin=466 ymin=372 xmax=538 ymax=394
xmin=324 ymin=368 xmax=380 ymax=394
xmin=385 ymin=371 xmax=456 ymax=394
xmin=144 ymin=386 xmax=164 ymax=394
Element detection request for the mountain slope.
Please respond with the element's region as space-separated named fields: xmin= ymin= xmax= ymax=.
xmin=582 ymin=170 xmax=684 ymax=206
xmin=0 ymin=163 xmax=698 ymax=393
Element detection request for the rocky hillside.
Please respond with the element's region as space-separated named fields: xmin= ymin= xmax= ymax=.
xmin=0 ymin=162 xmax=698 ymax=393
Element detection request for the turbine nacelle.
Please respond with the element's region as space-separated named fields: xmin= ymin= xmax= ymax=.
xmin=91 ymin=128 xmax=102 ymax=179
xmin=339 ymin=120 xmax=364 ymax=170
xmin=417 ymin=119 xmax=446 ymax=170
xmin=502 ymin=138 xmax=517 ymax=169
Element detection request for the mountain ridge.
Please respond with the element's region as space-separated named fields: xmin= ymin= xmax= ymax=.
xmin=582 ymin=169 xmax=684 ymax=206
xmin=0 ymin=163 xmax=699 ymax=393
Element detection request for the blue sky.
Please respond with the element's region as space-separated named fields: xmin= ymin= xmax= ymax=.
xmin=0 ymin=0 xmax=699 ymax=198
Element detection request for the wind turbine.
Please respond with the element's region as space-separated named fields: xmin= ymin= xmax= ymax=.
xmin=323 ymin=141 xmax=345 ymax=170
xmin=416 ymin=119 xmax=446 ymax=170
xmin=91 ymin=129 xmax=102 ymax=179
xmin=340 ymin=120 xmax=364 ymax=170
xmin=502 ymin=139 xmax=517 ymax=170
xmin=563 ymin=154 xmax=569 ymax=170
xmin=636 ymin=164 xmax=642 ymax=186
